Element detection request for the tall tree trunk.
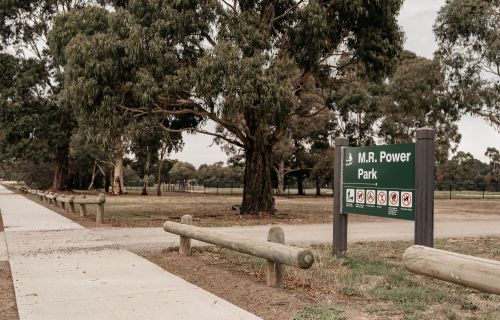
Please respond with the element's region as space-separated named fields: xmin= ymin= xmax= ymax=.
xmin=112 ymin=138 xmax=125 ymax=196
xmin=105 ymin=168 xmax=112 ymax=193
xmin=241 ymin=141 xmax=275 ymax=215
xmin=51 ymin=148 xmax=69 ymax=191
xmin=51 ymin=110 xmax=71 ymax=191
xmin=156 ymin=162 xmax=162 ymax=196
xmin=315 ymin=177 xmax=321 ymax=196
xmin=156 ymin=158 xmax=164 ymax=196
xmin=51 ymin=160 xmax=67 ymax=191
xmin=141 ymin=147 xmax=151 ymax=196
xmin=88 ymin=161 xmax=98 ymax=190
xmin=297 ymin=175 xmax=305 ymax=195
xmin=276 ymin=160 xmax=285 ymax=195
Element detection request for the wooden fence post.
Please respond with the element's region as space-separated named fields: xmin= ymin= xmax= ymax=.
xmin=415 ymin=128 xmax=435 ymax=247
xmin=79 ymin=195 xmax=87 ymax=217
xmin=69 ymin=196 xmax=75 ymax=213
xmin=179 ymin=215 xmax=192 ymax=255
xmin=333 ymin=137 xmax=349 ymax=256
xmin=96 ymin=193 xmax=105 ymax=224
xmin=267 ymin=227 xmax=285 ymax=288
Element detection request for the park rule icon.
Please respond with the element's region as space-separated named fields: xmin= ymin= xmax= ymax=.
xmin=377 ymin=190 xmax=387 ymax=205
xmin=401 ymin=191 xmax=413 ymax=208
xmin=355 ymin=189 xmax=365 ymax=203
xmin=388 ymin=191 xmax=399 ymax=207
xmin=346 ymin=189 xmax=355 ymax=203
xmin=366 ymin=190 xmax=376 ymax=205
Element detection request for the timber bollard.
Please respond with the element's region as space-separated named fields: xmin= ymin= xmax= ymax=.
xmin=404 ymin=245 xmax=500 ymax=295
xmin=68 ymin=196 xmax=75 ymax=213
xmin=54 ymin=194 xmax=60 ymax=207
xmin=96 ymin=193 xmax=106 ymax=224
xmin=164 ymin=216 xmax=314 ymax=289
xmin=60 ymin=196 xmax=66 ymax=210
xmin=179 ymin=215 xmax=192 ymax=255
xmin=79 ymin=195 xmax=87 ymax=217
xmin=267 ymin=227 xmax=285 ymax=288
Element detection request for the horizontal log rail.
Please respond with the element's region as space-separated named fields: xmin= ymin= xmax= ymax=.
xmin=22 ymin=188 xmax=106 ymax=224
xmin=403 ymin=245 xmax=500 ymax=295
xmin=163 ymin=215 xmax=314 ymax=288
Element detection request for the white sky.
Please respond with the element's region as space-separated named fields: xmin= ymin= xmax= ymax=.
xmin=171 ymin=0 xmax=500 ymax=167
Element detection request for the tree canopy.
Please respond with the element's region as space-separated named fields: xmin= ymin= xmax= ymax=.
xmin=434 ymin=0 xmax=499 ymax=128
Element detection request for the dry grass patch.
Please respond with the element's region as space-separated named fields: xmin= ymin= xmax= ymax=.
xmin=142 ymin=237 xmax=500 ymax=320
xmin=16 ymin=188 xmax=500 ymax=228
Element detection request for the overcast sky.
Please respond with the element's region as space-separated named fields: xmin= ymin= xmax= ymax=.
xmin=171 ymin=0 xmax=500 ymax=167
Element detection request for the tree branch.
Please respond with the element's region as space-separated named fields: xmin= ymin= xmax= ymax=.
xmin=159 ymin=123 xmax=245 ymax=148
xmin=272 ymin=0 xmax=304 ymax=23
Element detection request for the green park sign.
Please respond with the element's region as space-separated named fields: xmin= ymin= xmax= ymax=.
xmin=333 ymin=128 xmax=436 ymax=256
xmin=342 ymin=143 xmax=416 ymax=220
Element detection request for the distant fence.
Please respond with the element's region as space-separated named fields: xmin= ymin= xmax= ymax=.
xmin=435 ymin=182 xmax=500 ymax=199
xmin=125 ymin=179 xmax=333 ymax=196
xmin=124 ymin=181 xmax=500 ymax=199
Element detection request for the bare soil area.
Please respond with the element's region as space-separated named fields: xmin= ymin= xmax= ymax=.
xmin=140 ymin=248 xmax=319 ymax=320
xmin=0 ymin=262 xmax=19 ymax=320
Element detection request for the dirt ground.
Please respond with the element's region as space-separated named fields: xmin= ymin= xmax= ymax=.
xmin=0 ymin=214 xmax=19 ymax=320
xmin=140 ymin=249 xmax=319 ymax=320
xmin=0 ymin=262 xmax=19 ymax=320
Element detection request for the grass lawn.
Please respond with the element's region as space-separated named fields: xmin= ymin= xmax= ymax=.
xmin=99 ymin=193 xmax=500 ymax=227
xmin=24 ymin=189 xmax=500 ymax=227
xmin=142 ymin=237 xmax=500 ymax=320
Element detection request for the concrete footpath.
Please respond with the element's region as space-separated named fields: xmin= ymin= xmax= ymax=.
xmin=92 ymin=215 xmax=500 ymax=251
xmin=0 ymin=185 xmax=260 ymax=320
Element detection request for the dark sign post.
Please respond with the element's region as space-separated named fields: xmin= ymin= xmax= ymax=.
xmin=415 ymin=128 xmax=435 ymax=247
xmin=333 ymin=128 xmax=435 ymax=256
xmin=333 ymin=137 xmax=349 ymax=256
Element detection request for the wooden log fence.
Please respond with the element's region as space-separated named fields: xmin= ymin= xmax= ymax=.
xmin=403 ymin=245 xmax=500 ymax=295
xmin=22 ymin=188 xmax=106 ymax=224
xmin=164 ymin=215 xmax=314 ymax=289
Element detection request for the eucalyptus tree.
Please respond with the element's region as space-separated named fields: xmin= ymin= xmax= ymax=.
xmin=48 ymin=4 xmax=200 ymax=195
xmin=149 ymin=0 xmax=402 ymax=214
xmin=130 ymin=118 xmax=182 ymax=195
xmin=378 ymin=51 xmax=461 ymax=166
xmin=0 ymin=1 xmax=89 ymax=190
xmin=51 ymin=0 xmax=403 ymax=212
xmin=434 ymin=0 xmax=499 ymax=129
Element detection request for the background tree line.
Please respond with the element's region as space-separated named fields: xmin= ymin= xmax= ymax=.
xmin=1 ymin=0 xmax=498 ymax=214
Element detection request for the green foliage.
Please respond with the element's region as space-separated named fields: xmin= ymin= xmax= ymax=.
xmin=0 ymin=0 xmax=81 ymax=190
xmin=379 ymin=51 xmax=461 ymax=164
xmin=438 ymin=151 xmax=490 ymax=185
xmin=168 ymin=161 xmax=196 ymax=182
xmin=0 ymin=53 xmax=71 ymax=170
xmin=434 ymin=0 xmax=499 ymax=128
xmin=196 ymin=162 xmax=243 ymax=186
xmin=51 ymin=0 xmax=402 ymax=212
